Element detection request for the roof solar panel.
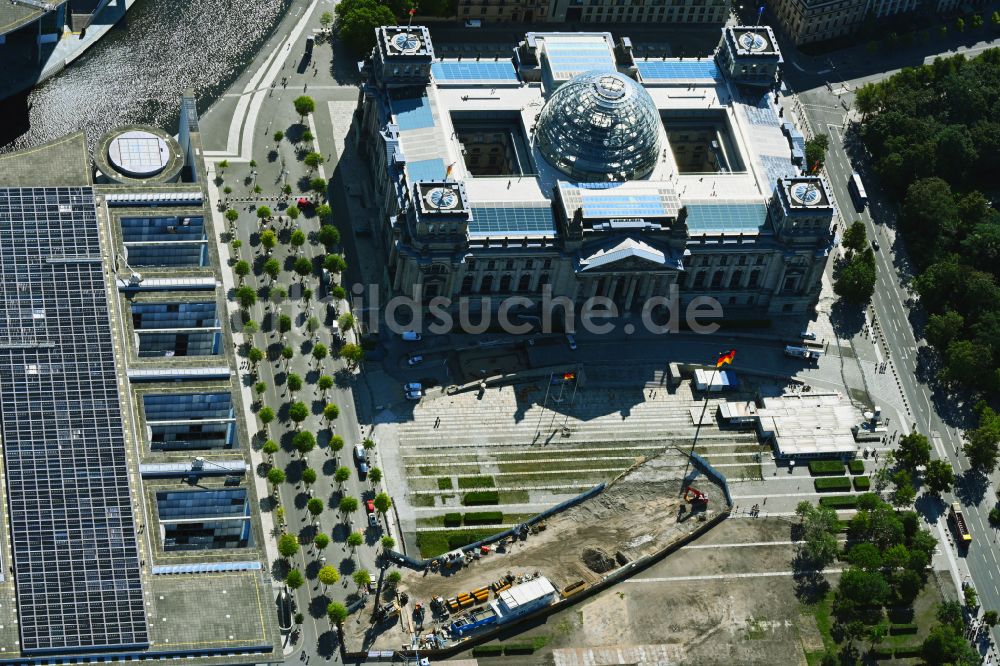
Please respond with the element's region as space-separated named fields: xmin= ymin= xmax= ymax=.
xmin=469 ymin=203 xmax=556 ymax=236
xmin=544 ymin=37 xmax=615 ymax=78
xmin=0 ymin=187 xmax=148 ymax=654
xmin=390 ymin=92 xmax=435 ymax=131
xmin=581 ymin=193 xmax=668 ymax=218
xmin=431 ymin=61 xmax=518 ymax=82
xmin=684 ymin=200 xmax=767 ymax=234
xmin=636 ymin=60 xmax=719 ymax=81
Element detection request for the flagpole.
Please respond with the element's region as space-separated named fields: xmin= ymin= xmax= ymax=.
xmin=683 ymin=351 xmax=733 ymax=492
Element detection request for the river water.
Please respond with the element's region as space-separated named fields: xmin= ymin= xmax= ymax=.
xmin=0 ymin=0 xmax=292 ymax=151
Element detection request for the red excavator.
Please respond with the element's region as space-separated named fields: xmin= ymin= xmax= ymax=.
xmin=684 ymin=486 xmax=709 ymax=505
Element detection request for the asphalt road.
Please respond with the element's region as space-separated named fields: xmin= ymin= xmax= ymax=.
xmin=786 ymin=37 xmax=1000 ymax=652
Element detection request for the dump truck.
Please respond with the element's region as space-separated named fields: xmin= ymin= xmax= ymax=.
xmin=949 ymin=502 xmax=972 ymax=546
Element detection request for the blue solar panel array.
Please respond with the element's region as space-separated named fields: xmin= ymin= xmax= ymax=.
xmin=545 ymin=38 xmax=614 ymax=77
xmin=406 ymin=158 xmax=445 ymax=183
xmin=390 ymin=92 xmax=435 ymax=131
xmin=581 ymin=193 xmax=669 ymax=218
xmin=685 ymin=201 xmax=768 ymax=234
xmin=153 ymin=561 xmax=262 ymax=575
xmin=637 ymin=60 xmax=719 ymax=81
xmin=432 ymin=61 xmax=518 ymax=82
xmin=0 ymin=187 xmax=148 ymax=654
xmin=469 ymin=204 xmax=556 ymax=236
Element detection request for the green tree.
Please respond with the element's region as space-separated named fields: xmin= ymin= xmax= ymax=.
xmin=965 ymin=584 xmax=979 ymax=608
xmin=285 ymin=569 xmax=304 ymax=590
xmin=853 ymin=83 xmax=881 ymax=121
xmin=373 ymin=492 xmax=392 ymax=515
xmin=263 ymin=258 xmax=281 ymax=282
xmin=891 ymin=469 xmax=916 ymax=507
xmin=971 ymin=14 xmax=983 ymax=29
xmin=318 ymin=565 xmax=339 ymax=588
xmin=329 ymin=435 xmax=345 ymax=454
xmin=923 ymin=622 xmax=979 ymax=665
xmin=278 ymin=533 xmax=299 ymax=558
xmin=337 ymin=0 xmax=395 ymax=54
xmin=323 ymin=402 xmax=339 ymax=423
xmin=258 ymin=406 xmax=275 ymax=426
xmin=287 ymin=205 xmax=300 ymax=221
xmin=897 ymin=432 xmax=931 ymax=470
xmin=234 ymin=260 xmax=251 ymax=282
xmin=352 ymin=568 xmax=371 ymax=591
xmin=839 ymin=567 xmax=890 ymax=607
xmin=267 ymin=466 xmax=286 ymax=486
xmin=963 ymin=406 xmax=1000 ymax=472
xmin=287 ymin=373 xmax=303 ymax=395
xmin=278 ymin=314 xmax=292 ymax=335
xmin=992 ymin=10 xmax=1000 ymax=28
xmin=293 ymin=95 xmax=316 ymax=120
xmin=341 ymin=343 xmax=363 ymax=367
xmin=805 ymin=133 xmax=830 ymax=171
xmin=866 ymin=620 xmax=889 ymax=653
xmin=260 ymin=229 xmax=277 ymax=252
xmin=307 ymin=497 xmax=325 ymax=518
xmin=338 ymin=312 xmax=355 ymax=331
xmin=255 ymin=381 xmax=267 ymax=396
xmin=236 ymin=285 xmax=257 ymax=309
xmin=956 ymin=17 xmax=965 ymax=32
xmin=293 ymin=430 xmax=316 ymax=456
xmin=331 ymin=285 xmax=347 ymax=300
xmin=273 ymin=129 xmax=284 ymax=142
xmin=347 ymin=531 xmax=363 ymax=550
xmin=334 ymin=466 xmax=351 ymax=486
xmin=842 ymin=220 xmax=868 ymax=253
xmin=924 ymin=459 xmax=955 ymax=494
xmin=288 ymin=401 xmax=309 ymax=427
xmin=256 ymin=205 xmax=272 ymax=221
xmin=318 ymin=224 xmax=340 ymax=249
xmin=307 ymin=316 xmax=321 ymax=335
xmin=243 ymin=319 xmax=258 ymax=335
xmin=924 ymin=310 xmax=964 ymax=349
xmin=339 ymin=495 xmax=358 ymax=519
xmin=304 ymin=152 xmax=325 ymax=170
xmin=302 ymin=130 xmax=314 ymax=144
xmin=248 ymin=347 xmax=264 ymax=366
xmin=318 ymin=375 xmax=334 ymax=393
xmin=301 ymin=466 xmax=317 ymax=487
xmin=324 ymin=253 xmax=348 ymax=273
xmin=834 ymin=251 xmax=877 ymax=303
xmin=262 ymin=439 xmax=279 ymax=460
xmin=294 ymin=256 xmax=313 ymax=278
xmin=314 ymin=532 xmax=330 ymax=551
xmin=218 ymin=159 xmax=229 ymax=172
xmin=290 ymin=228 xmax=306 ymax=251
xmin=320 ymin=10 xmax=333 ymax=25
xmin=795 ymin=501 xmax=839 ymax=567
xmin=984 ymin=610 xmax=999 ymax=627
xmin=281 ymin=345 xmax=294 ymax=363
xmin=316 ymin=203 xmax=332 ymax=220
xmin=327 ymin=601 xmax=348 ymax=626
xmin=846 ymin=542 xmax=882 ymax=571
xmin=310 ymin=177 xmax=327 ymax=194
xmin=225 ymin=208 xmax=239 ymax=224
xmin=369 ymin=467 xmax=382 ymax=485
xmin=381 ymin=535 xmax=396 ymax=551
xmin=363 ymin=437 xmax=376 ymax=451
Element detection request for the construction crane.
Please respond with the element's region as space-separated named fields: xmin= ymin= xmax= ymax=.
xmin=684 ymin=486 xmax=708 ymax=505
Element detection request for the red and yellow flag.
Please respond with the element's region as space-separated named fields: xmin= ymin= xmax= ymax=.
xmin=715 ymin=349 xmax=736 ymax=368
xmin=445 ymin=162 xmax=456 ymax=179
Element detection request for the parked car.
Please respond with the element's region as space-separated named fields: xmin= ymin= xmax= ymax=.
xmin=358 ymin=460 xmax=369 ymax=478
xmin=368 ymin=512 xmax=378 ymax=528
xmin=405 ymin=390 xmax=422 ymax=401
xmin=404 ymin=382 xmax=423 ymax=392
xmin=407 ymin=354 xmax=423 ymax=366
xmin=401 ymin=330 xmax=421 ymax=341
xmin=801 ymin=331 xmax=817 ymax=340
xmin=566 ymin=333 xmax=577 ymax=351
xmin=366 ymin=499 xmax=376 ymax=513
xmin=354 ymin=444 xmax=365 ymax=462
xmin=464 ymin=19 xmax=482 ymax=27
xmin=296 ymin=197 xmax=313 ymax=208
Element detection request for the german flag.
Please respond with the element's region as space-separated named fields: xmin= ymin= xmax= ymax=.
xmin=716 ymin=349 xmax=736 ymax=368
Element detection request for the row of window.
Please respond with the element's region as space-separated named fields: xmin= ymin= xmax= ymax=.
xmin=688 ymin=268 xmax=762 ymax=289
xmin=467 ymin=257 xmax=553 ymax=271
xmin=460 ymin=272 xmax=552 ymax=294
xmin=686 ymin=254 xmax=768 ymax=267
xmin=582 ymin=5 xmax=724 ymax=16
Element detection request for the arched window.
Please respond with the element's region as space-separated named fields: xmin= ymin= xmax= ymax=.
xmin=461 ymin=275 xmax=474 ymax=294
xmin=481 ymin=275 xmax=494 ymax=292
xmin=748 ymin=270 xmax=760 ymax=288
xmin=518 ymin=274 xmax=531 ymax=292
xmin=710 ymin=271 xmax=724 ymax=288
xmin=499 ymin=274 xmax=513 ymax=292
xmin=729 ymin=270 xmax=743 ymax=289
xmin=538 ymin=273 xmax=551 ymax=291
xmin=693 ymin=271 xmax=705 ymax=288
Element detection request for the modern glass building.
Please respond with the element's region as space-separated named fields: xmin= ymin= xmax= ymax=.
xmin=156 ymin=489 xmax=252 ymax=551
xmin=131 ymin=301 xmax=222 ymax=357
xmin=120 ymin=215 xmax=208 ymax=266
xmin=142 ymin=392 xmax=237 ymax=451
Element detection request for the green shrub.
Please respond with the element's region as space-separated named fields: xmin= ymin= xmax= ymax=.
xmin=446 ymin=529 xmax=500 ymax=549
xmin=848 ymin=459 xmax=865 ymax=474
xmin=853 ymin=476 xmax=871 ymax=491
xmin=873 ymin=647 xmax=894 ymax=659
xmin=891 ymin=645 xmax=923 ymax=658
xmin=437 ymin=477 xmax=453 ymax=490
xmin=815 ymin=477 xmax=852 ymax=492
xmin=463 ymin=491 xmax=499 ymax=506
xmin=443 ymin=512 xmax=461 ymax=527
xmin=503 ymin=642 xmax=536 ymax=655
xmin=457 ymin=476 xmax=495 ymax=489
xmin=464 ymin=511 xmax=503 ymax=526
xmin=889 ymin=623 xmax=918 ymax=635
xmin=819 ymin=495 xmax=859 ymax=509
xmin=809 ymin=460 xmax=846 ymax=476
xmin=472 ymin=644 xmax=503 ymax=656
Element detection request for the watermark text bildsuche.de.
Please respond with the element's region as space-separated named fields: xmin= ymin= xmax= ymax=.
xmin=350 ymin=283 xmax=723 ymax=336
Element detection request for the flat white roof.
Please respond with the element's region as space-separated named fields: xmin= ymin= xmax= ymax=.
xmin=498 ymin=576 xmax=555 ymax=611
xmin=718 ymin=392 xmax=859 ymax=457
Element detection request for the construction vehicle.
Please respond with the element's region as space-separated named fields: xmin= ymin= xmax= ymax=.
xmin=949 ymin=502 xmax=972 ymax=546
xmin=684 ymin=486 xmax=709 ymax=505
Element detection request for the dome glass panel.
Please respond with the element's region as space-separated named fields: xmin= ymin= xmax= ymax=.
xmin=535 ymin=71 xmax=662 ymax=183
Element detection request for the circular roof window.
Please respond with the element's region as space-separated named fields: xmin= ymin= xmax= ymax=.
xmin=425 ymin=187 xmax=459 ymax=210
xmin=737 ymin=32 xmax=769 ymax=52
xmin=107 ymin=130 xmax=170 ymax=178
xmin=790 ymin=182 xmax=823 ymax=206
xmin=392 ymin=33 xmax=421 ymax=53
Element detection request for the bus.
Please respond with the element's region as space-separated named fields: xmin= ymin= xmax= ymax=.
xmin=849 ymin=172 xmax=868 ymax=211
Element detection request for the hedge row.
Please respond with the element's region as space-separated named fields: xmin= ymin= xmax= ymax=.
xmin=457 ymin=476 xmax=495 ymax=489
xmin=809 ymin=460 xmax=846 ymax=476
xmin=471 ymin=642 xmax=540 ymax=657
xmin=463 ymin=491 xmax=500 ymax=506
xmin=463 ymin=511 xmax=503 ymax=526
xmin=443 ymin=512 xmax=462 ymax=527
xmin=848 ymin=459 xmax=865 ymax=474
xmin=819 ymin=495 xmax=859 ymax=509
xmin=437 ymin=477 xmax=453 ymax=490
xmin=873 ymin=645 xmax=922 ymax=659
xmin=416 ymin=528 xmax=505 ymax=557
xmin=853 ymin=476 xmax=871 ymax=491
xmin=815 ymin=477 xmax=852 ymax=492
xmin=889 ymin=623 xmax=919 ymax=635
xmin=471 ymin=645 xmax=503 ymax=656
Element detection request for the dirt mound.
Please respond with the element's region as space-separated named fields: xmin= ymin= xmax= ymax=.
xmin=582 ymin=547 xmax=617 ymax=574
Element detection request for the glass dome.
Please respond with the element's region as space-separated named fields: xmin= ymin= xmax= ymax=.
xmin=535 ymin=71 xmax=662 ymax=182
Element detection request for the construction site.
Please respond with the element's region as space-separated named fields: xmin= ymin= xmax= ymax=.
xmin=344 ymin=448 xmax=729 ymax=655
